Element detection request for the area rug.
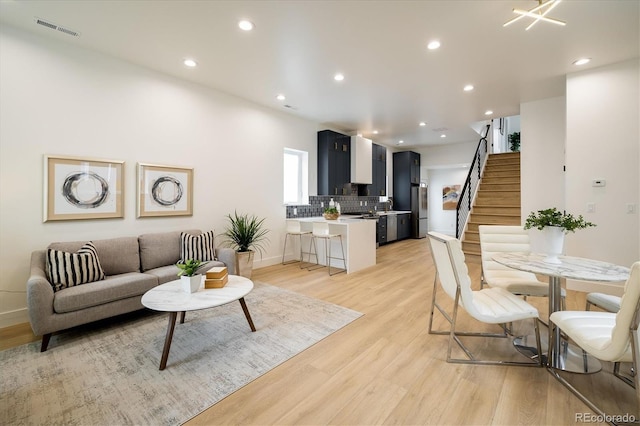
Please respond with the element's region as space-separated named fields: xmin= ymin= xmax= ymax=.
xmin=0 ymin=282 xmax=362 ymax=425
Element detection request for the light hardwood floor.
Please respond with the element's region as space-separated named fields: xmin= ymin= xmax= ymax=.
xmin=2 ymin=238 xmax=633 ymax=425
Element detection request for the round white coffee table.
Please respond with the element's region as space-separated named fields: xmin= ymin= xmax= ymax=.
xmin=141 ymin=274 xmax=256 ymax=370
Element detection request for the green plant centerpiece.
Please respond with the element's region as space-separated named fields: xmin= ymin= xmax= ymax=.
xmin=176 ymin=259 xmax=205 ymax=277
xmin=524 ymin=208 xmax=596 ymax=264
xmin=222 ymin=211 xmax=270 ymax=278
xmin=524 ymin=208 xmax=595 ymax=233
xmin=323 ymin=206 xmax=339 ymax=220
xmin=176 ymin=259 xmax=208 ymax=293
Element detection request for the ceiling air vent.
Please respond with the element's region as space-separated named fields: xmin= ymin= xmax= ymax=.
xmin=34 ymin=17 xmax=80 ymax=37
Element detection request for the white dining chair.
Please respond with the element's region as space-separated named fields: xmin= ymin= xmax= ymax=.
xmin=281 ymin=219 xmax=312 ymax=268
xmin=549 ymin=261 xmax=640 ymax=416
xmin=586 ymin=292 xmax=621 ymax=314
xmin=478 ymin=225 xmax=566 ymax=312
xmin=427 ymin=231 xmax=542 ymax=366
xmin=307 ymin=221 xmax=346 ymax=276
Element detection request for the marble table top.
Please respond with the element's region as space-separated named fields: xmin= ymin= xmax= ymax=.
xmin=141 ymin=275 xmax=253 ymax=312
xmin=492 ymin=252 xmax=630 ymax=283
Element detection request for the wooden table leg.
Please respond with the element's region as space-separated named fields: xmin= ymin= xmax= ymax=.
xmin=159 ymin=311 xmax=178 ymax=370
xmin=179 ymin=311 xmax=186 ymax=324
xmin=239 ymin=298 xmax=256 ymax=332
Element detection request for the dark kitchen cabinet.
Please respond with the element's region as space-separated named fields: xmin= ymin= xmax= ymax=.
xmin=377 ymin=215 xmax=387 ymax=245
xmin=397 ymin=213 xmax=411 ymax=240
xmin=393 ymin=151 xmax=421 ymax=211
xmin=318 ymin=130 xmax=351 ymax=195
xmin=358 ymin=142 xmax=387 ymax=196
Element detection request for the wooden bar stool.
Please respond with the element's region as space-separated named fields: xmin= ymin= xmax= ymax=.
xmin=307 ymin=221 xmax=346 ymax=276
xmin=282 ymin=219 xmax=312 ymax=268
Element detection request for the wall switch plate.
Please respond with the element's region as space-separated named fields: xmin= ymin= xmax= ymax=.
xmin=592 ymin=179 xmax=606 ymax=187
xmin=587 ymin=202 xmax=596 ymax=213
xmin=321 ymin=202 xmax=324 ymax=208
xmin=365 ymin=201 xmax=367 ymax=206
xmin=360 ymin=201 xmax=363 ymax=206
xmin=293 ymin=208 xmax=297 ymax=216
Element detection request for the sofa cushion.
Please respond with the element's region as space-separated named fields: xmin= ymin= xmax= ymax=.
xmin=53 ymin=272 xmax=158 ymax=314
xmin=46 ymin=242 xmax=105 ymax=292
xmin=181 ymin=230 xmax=216 ymax=262
xmin=139 ymin=229 xmax=201 ymax=272
xmin=49 ymin=237 xmax=140 ymax=276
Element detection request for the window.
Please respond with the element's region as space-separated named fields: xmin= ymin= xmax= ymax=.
xmin=283 ymin=148 xmax=308 ymax=205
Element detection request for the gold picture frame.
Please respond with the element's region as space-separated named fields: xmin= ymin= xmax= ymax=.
xmin=44 ymin=155 xmax=124 ymax=222
xmin=137 ymin=163 xmax=193 ymax=217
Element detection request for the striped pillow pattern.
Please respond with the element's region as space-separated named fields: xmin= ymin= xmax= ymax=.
xmin=181 ymin=230 xmax=216 ymax=262
xmin=46 ymin=242 xmax=106 ymax=292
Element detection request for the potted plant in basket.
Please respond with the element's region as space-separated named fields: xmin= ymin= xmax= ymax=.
xmin=323 ymin=206 xmax=340 ymax=220
xmin=176 ymin=259 xmax=208 ymax=293
xmin=524 ymin=208 xmax=596 ymax=263
xmin=222 ymin=211 xmax=270 ymax=278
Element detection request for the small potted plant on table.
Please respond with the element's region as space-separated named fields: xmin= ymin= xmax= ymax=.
xmin=176 ymin=259 xmax=207 ymax=293
xmin=323 ymin=206 xmax=340 ymax=220
xmin=524 ymin=207 xmax=596 ymax=263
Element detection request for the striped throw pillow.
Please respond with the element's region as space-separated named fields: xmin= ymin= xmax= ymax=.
xmin=46 ymin=242 xmax=106 ymax=292
xmin=181 ymin=230 xmax=216 ymax=262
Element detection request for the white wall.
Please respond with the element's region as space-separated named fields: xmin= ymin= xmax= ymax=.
xmin=565 ymin=59 xmax=639 ymax=267
xmin=0 ymin=26 xmax=319 ymax=327
xmin=520 ymin=97 xmax=566 ymax=219
xmin=426 ymin=168 xmax=470 ymax=235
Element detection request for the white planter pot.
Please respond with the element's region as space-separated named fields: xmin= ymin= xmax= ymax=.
xmin=180 ymin=275 xmax=202 ymax=293
xmin=235 ymin=251 xmax=254 ymax=278
xmin=538 ymin=226 xmax=565 ymax=264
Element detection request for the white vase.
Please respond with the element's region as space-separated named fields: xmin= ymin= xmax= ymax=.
xmin=180 ymin=275 xmax=202 ymax=293
xmin=539 ymin=226 xmax=565 ymax=264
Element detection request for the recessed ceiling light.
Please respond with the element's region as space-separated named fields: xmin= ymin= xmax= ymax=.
xmin=334 ymin=73 xmax=345 ymax=81
xmin=183 ymin=59 xmax=197 ymax=67
xmin=440 ymin=134 xmax=447 ymax=138
xmin=427 ymin=40 xmax=441 ymax=50
xmin=573 ymin=58 xmax=591 ymax=66
xmin=463 ymin=84 xmax=474 ymax=92
xmin=238 ymin=20 xmax=254 ymax=31
xmin=398 ymin=140 xmax=404 ymax=144
xmin=373 ymin=130 xmax=379 ymax=135
xmin=419 ymin=122 xmax=427 ymax=127
xmin=276 ymin=94 xmax=285 ymax=101
xmin=485 ymin=110 xmax=493 ymax=115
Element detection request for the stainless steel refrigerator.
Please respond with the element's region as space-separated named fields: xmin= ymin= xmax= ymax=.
xmin=411 ymin=185 xmax=428 ymax=238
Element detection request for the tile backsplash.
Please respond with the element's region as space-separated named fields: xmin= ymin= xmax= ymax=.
xmin=286 ymin=195 xmax=391 ymax=218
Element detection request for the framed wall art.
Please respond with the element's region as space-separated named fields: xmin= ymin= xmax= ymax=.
xmin=137 ymin=163 xmax=193 ymax=217
xmin=442 ymin=184 xmax=461 ymax=210
xmin=44 ymin=155 xmax=124 ymax=222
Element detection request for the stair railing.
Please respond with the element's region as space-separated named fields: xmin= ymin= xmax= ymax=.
xmin=456 ymin=124 xmax=490 ymax=238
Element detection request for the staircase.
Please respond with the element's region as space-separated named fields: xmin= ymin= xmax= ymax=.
xmin=462 ymin=152 xmax=521 ymax=262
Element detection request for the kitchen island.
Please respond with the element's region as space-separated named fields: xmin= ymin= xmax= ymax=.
xmin=289 ymin=216 xmax=377 ymax=274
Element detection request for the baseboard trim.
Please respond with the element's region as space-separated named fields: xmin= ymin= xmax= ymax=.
xmin=0 ymin=308 xmax=29 ymax=329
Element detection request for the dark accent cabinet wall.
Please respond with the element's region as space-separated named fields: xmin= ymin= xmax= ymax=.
xmin=393 ymin=151 xmax=421 ymax=211
xmin=318 ymin=130 xmax=351 ymax=195
xmin=377 ymin=215 xmax=387 ymax=245
xmin=397 ymin=213 xmax=412 ymax=240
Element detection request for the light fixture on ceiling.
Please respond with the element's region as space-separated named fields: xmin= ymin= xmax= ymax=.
xmin=485 ymin=110 xmax=493 ymax=115
xmin=440 ymin=134 xmax=447 ymax=138
xmin=398 ymin=140 xmax=404 ymax=144
xmin=427 ymin=40 xmax=441 ymax=50
xmin=183 ymin=59 xmax=197 ymax=67
xmin=419 ymin=122 xmax=427 ymax=127
xmin=238 ymin=20 xmax=254 ymax=31
xmin=463 ymin=84 xmax=474 ymax=92
xmin=503 ymin=0 xmax=566 ymax=31
xmin=276 ymin=94 xmax=285 ymax=101
xmin=573 ymin=58 xmax=591 ymax=66
xmin=373 ymin=130 xmax=379 ymax=134
xmin=334 ymin=73 xmax=345 ymax=81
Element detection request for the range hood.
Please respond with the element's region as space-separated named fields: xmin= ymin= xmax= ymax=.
xmin=350 ymin=135 xmax=372 ymax=184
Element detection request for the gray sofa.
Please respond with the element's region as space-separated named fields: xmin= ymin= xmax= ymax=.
xmin=27 ymin=229 xmax=236 ymax=352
